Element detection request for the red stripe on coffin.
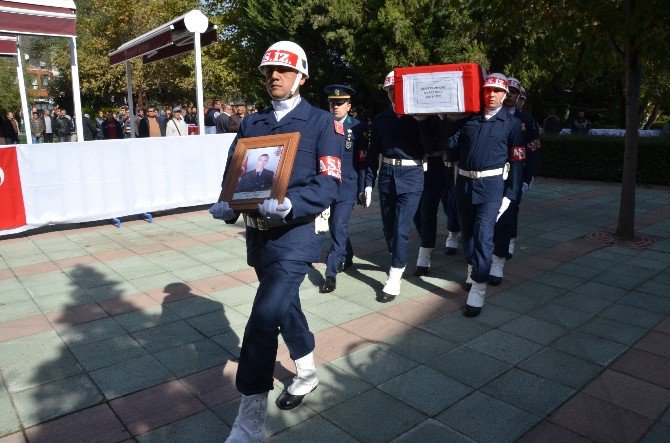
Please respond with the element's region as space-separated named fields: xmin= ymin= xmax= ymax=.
xmin=394 ymin=63 xmax=485 ymax=115
xmin=0 ymin=146 xmax=27 ymax=230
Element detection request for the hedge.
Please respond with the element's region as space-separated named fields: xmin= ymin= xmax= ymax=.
xmin=539 ymin=135 xmax=670 ymax=186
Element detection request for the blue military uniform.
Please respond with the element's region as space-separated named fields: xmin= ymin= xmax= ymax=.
xmin=222 ymin=98 xmax=343 ymax=395
xmin=493 ymin=108 xmax=538 ymax=259
xmin=445 ymin=107 xmax=525 ymax=285
xmin=367 ymin=108 xmax=436 ymax=272
xmin=323 ymin=85 xmax=368 ymax=280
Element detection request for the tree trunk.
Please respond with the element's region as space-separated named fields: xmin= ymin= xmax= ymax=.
xmin=643 ymin=103 xmax=660 ymax=130
xmin=615 ymin=0 xmax=640 ymax=240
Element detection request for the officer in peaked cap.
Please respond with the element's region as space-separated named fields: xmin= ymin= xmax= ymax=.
xmin=320 ymin=84 xmax=369 ymax=293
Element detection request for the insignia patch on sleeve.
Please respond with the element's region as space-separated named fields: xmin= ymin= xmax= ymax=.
xmin=510 ymin=146 xmax=526 ymax=161
xmin=334 ymin=120 xmax=344 ymax=135
xmin=319 ymin=156 xmax=342 ymax=181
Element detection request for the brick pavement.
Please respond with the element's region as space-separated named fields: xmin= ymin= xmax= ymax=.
xmin=1 ymin=177 xmax=669 ymax=442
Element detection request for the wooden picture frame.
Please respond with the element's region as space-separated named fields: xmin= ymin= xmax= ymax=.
xmin=220 ymin=132 xmax=300 ymax=212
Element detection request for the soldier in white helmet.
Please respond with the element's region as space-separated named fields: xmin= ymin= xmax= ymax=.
xmin=211 ymin=41 xmax=344 ymax=442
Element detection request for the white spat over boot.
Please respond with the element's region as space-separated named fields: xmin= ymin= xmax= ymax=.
xmin=225 ymin=392 xmax=268 ymax=443
xmin=488 ymin=255 xmax=506 ymax=286
xmin=276 ymin=352 xmax=319 ymax=410
xmin=379 ymin=266 xmax=405 ymax=302
xmin=414 ymin=247 xmax=433 ymax=276
xmin=508 ymin=238 xmax=516 ymax=259
xmin=464 ymin=282 xmax=486 ymax=317
xmin=445 ymin=231 xmax=460 ymax=255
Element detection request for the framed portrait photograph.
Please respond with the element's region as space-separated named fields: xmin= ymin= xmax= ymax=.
xmin=221 ymin=133 xmax=300 ymax=212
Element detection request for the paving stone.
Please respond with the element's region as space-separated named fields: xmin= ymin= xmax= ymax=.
xmin=436 ymin=392 xmax=540 ymax=443
xmin=572 ymin=281 xmax=629 ymax=302
xmin=301 ymin=362 xmax=372 ymax=414
xmin=379 ymin=365 xmax=471 ymax=416
xmin=0 ymin=390 xmax=20 ymax=438
xmin=185 ymin=308 xmax=249 ymax=337
xmin=0 ymin=332 xmax=65 ymax=367
xmin=481 ymin=368 xmax=576 ymax=416
xmin=321 ymin=389 xmax=425 ymax=442
xmin=136 ymin=410 xmax=229 ymax=442
xmin=551 ymin=331 xmax=627 ymax=366
xmin=11 ymin=375 xmax=103 ymax=427
xmin=499 ymin=315 xmax=567 ymax=345
xmin=554 ymin=262 xmax=602 ymax=280
xmin=518 ymin=420 xmax=591 ymax=443
xmin=612 ymin=348 xmax=670 ymax=389
xmin=593 ymin=269 xmax=656 ymax=290
xmin=267 ymin=415 xmax=357 ymax=443
xmin=532 ymin=272 xmax=585 ymax=291
xmin=528 ymin=303 xmax=593 ymax=329
xmin=642 ymin=424 xmax=670 ymax=443
xmin=426 ymin=346 xmax=511 ymax=389
xmin=583 ymin=369 xmax=670 ymax=420
xmin=153 ymin=338 xmax=232 ymax=378
xmin=69 ymin=334 xmax=148 ymax=371
xmin=619 ymin=292 xmax=670 ymax=315
xmin=304 ymin=297 xmax=371 ymax=324
xmin=552 ymin=291 xmax=613 ymax=315
xmin=89 ymin=355 xmax=173 ymax=399
xmin=330 ymin=344 xmax=417 ymax=386
xmin=549 ymin=392 xmax=653 ymax=443
xmin=487 ymin=291 xmax=545 ymax=313
xmin=131 ymin=320 xmax=204 ymax=353
xmin=518 ymin=348 xmax=603 ymax=389
xmin=162 ymin=296 xmax=225 ymax=319
xmin=418 ymin=312 xmax=491 ymax=343
xmin=599 ymin=304 xmax=665 ymax=329
xmin=114 ymin=305 xmax=181 ymax=333
xmin=392 ymin=419 xmax=474 ymax=443
xmin=577 ymin=316 xmax=648 ymax=346
xmin=2 ymin=349 xmax=83 ymax=393
xmin=634 ymin=331 xmax=670 ymax=359
xmin=58 ymin=317 xmax=127 ymax=348
xmin=381 ymin=328 xmax=457 ymax=364
xmin=471 ymin=304 xmax=520 ymax=327
xmin=465 ymin=330 xmax=542 ymax=365
xmin=661 ymin=407 xmax=670 ymax=426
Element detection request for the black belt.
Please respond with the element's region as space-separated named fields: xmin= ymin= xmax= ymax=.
xmin=244 ymin=214 xmax=315 ymax=231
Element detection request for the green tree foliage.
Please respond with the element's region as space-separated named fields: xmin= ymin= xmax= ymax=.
xmin=0 ymin=58 xmax=20 ymax=114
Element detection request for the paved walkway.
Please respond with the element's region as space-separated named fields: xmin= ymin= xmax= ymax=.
xmin=1 ymin=178 xmax=670 ymax=443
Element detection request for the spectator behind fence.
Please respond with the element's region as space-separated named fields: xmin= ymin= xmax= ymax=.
xmin=216 ymin=103 xmax=233 ymax=134
xmin=571 ymin=111 xmax=590 ymax=135
xmin=138 ymin=106 xmax=166 ymax=137
xmin=102 ymin=111 xmax=123 ymax=139
xmin=226 ymin=101 xmax=246 ymax=133
xmin=30 ymin=111 xmax=45 ymax=143
xmin=543 ymin=108 xmax=561 ymax=135
xmin=42 ymin=109 xmax=55 ymax=143
xmin=95 ymin=111 xmax=104 ymax=139
xmin=166 ymin=106 xmax=186 ymax=137
xmin=205 ymin=98 xmax=222 ymax=134
xmin=55 ymin=109 xmax=72 ymax=142
xmin=185 ymin=106 xmax=197 ymax=124
xmin=82 ymin=114 xmax=97 ymax=141
xmin=3 ymin=111 xmax=19 ymax=144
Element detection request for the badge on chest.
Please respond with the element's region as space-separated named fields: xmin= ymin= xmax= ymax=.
xmin=345 ymin=128 xmax=353 ymax=150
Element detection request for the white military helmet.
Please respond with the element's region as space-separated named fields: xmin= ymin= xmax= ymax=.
xmin=520 ymin=86 xmax=527 ymax=100
xmin=482 ymin=73 xmax=509 ymax=93
xmin=507 ymin=77 xmax=522 ymax=93
xmin=383 ymin=71 xmax=395 ymax=90
xmin=258 ymin=40 xmax=309 ymax=78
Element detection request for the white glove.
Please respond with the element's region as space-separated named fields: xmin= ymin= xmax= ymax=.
xmin=522 ymin=182 xmax=529 ymax=193
xmin=209 ymin=201 xmax=235 ymax=221
xmin=496 ymin=197 xmax=511 ymax=222
xmin=258 ymin=197 xmax=292 ymax=220
xmin=358 ymin=186 xmax=372 ymax=207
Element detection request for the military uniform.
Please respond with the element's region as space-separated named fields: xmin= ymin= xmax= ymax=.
xmin=223 ymin=98 xmax=343 ymax=395
xmin=444 ymin=104 xmax=525 ymax=310
xmin=237 ymin=168 xmax=275 ymax=193
xmin=367 ymin=106 xmax=436 ymax=299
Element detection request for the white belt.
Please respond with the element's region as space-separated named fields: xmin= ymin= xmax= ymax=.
xmin=458 ymin=167 xmax=504 ymax=179
xmin=382 ymin=156 xmax=424 ymax=167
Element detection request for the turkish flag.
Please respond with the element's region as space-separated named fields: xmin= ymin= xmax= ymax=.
xmin=0 ymin=147 xmax=27 ymax=230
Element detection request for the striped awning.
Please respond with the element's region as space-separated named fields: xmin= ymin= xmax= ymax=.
xmin=108 ymin=11 xmax=217 ymax=66
xmin=0 ymin=33 xmax=17 ymax=57
xmin=0 ymin=0 xmax=76 ymax=37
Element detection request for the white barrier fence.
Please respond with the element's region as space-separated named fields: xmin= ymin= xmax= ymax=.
xmin=555 ymin=129 xmax=663 ymax=137
xmin=0 ymin=134 xmax=235 ymax=237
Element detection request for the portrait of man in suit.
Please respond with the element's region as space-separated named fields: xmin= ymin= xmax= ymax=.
xmin=237 ymin=153 xmax=275 ymax=193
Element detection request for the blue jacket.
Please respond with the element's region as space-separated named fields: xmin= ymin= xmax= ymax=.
xmin=365 ymin=108 xmax=438 ymax=188
xmin=445 ymin=107 xmax=525 ymax=204
xmin=337 ymin=115 xmax=368 ymax=201
xmin=514 ymin=109 xmax=541 ymax=184
xmin=224 ymin=98 xmax=344 ymax=267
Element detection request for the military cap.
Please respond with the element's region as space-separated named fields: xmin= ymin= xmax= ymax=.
xmin=324 ymin=84 xmax=355 ymax=104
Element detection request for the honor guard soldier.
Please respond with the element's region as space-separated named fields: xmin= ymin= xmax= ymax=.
xmin=442 ymin=73 xmax=525 ymax=317
xmin=210 ymin=40 xmax=344 ymax=442
xmin=321 ymin=85 xmax=368 ymax=293
xmin=413 ymin=115 xmax=450 ymax=275
xmin=489 ymin=78 xmax=540 ymax=285
xmin=366 ymin=71 xmax=437 ymax=302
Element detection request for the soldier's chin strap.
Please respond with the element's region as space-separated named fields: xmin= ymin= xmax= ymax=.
xmin=275 ymin=73 xmax=303 ymax=101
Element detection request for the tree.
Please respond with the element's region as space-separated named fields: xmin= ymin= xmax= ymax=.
xmin=0 ymin=58 xmax=20 ymax=115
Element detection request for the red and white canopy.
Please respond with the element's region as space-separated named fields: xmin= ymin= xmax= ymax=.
xmin=0 ymin=33 xmax=17 ymax=57
xmin=108 ymin=12 xmax=217 ymax=66
xmin=0 ymin=0 xmax=76 ymax=37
